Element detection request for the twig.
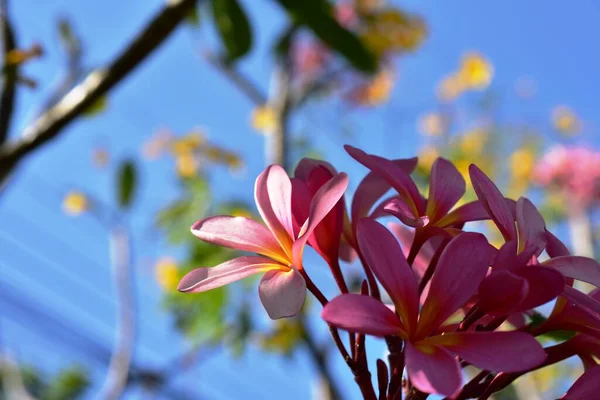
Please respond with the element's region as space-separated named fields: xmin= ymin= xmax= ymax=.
xmin=0 ymin=0 xmax=199 ymax=185
xmin=100 ymin=225 xmax=136 ymax=400
xmin=0 ymin=0 xmax=17 ymax=143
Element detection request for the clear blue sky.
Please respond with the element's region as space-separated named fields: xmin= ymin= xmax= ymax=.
xmin=1 ymin=0 xmax=599 ymax=398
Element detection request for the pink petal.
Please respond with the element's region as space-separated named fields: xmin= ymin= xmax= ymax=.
xmin=178 ymin=256 xmax=282 ymax=292
xmin=516 ymin=197 xmax=546 ymax=254
xmin=294 ymin=158 xmax=337 ymax=180
xmin=478 ymin=271 xmax=529 ymax=315
xmin=426 ymin=158 xmax=466 ymax=224
xmin=290 ymin=178 xmax=311 ymax=236
xmin=383 ymin=197 xmax=430 ymax=228
xmin=418 ymin=232 xmax=492 ymax=336
xmin=351 ymin=157 xmax=418 ymax=222
xmin=405 ymin=341 xmax=462 ymax=396
xmin=191 ymin=216 xmax=287 ymax=264
xmin=321 ymin=294 xmax=405 ymax=337
xmin=435 ymin=332 xmax=546 ymax=372
xmin=544 ymin=256 xmax=600 ymax=287
xmin=258 ymin=268 xmax=306 ymax=319
xmin=545 ymin=229 xmax=570 ymax=257
xmin=562 ymin=364 xmax=600 ymax=400
xmin=345 ymin=145 xmax=424 ymax=217
xmin=357 ymin=219 xmax=419 ymax=332
xmin=564 ymin=285 xmax=600 ymax=315
xmin=469 ymin=164 xmax=517 ymax=241
xmin=434 ymin=200 xmax=490 ymax=228
xmin=293 ymin=173 xmax=349 ymax=266
xmin=518 ymin=266 xmax=565 ymax=310
xmin=255 ymin=165 xmax=295 ymax=255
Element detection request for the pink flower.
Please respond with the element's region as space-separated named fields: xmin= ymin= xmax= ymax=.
xmin=562 ymin=364 xmax=600 ymax=400
xmin=178 ymin=165 xmax=348 ymax=319
xmin=321 ymin=219 xmax=546 ymax=396
xmin=471 ymin=165 xmax=600 ymax=316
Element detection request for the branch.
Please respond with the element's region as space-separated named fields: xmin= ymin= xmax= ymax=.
xmin=100 ymin=225 xmax=136 ymax=400
xmin=0 ymin=0 xmax=17 ymax=143
xmin=0 ymin=0 xmax=198 ymax=185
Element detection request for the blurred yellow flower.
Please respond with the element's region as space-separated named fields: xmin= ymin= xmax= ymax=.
xmin=459 ymin=129 xmax=487 ymax=155
xmin=362 ymin=10 xmax=426 ymax=55
xmin=176 ymin=152 xmax=198 ymax=178
xmin=172 ymin=130 xmax=206 ymax=156
xmin=437 ymin=73 xmax=464 ymax=102
xmin=155 ymin=257 xmax=179 ymax=292
xmin=510 ymin=147 xmax=535 ymax=181
xmin=552 ymin=105 xmax=580 ymax=135
xmin=418 ymin=146 xmax=439 ymax=171
xmin=251 ymin=106 xmax=278 ymax=135
xmin=63 ymin=191 xmax=89 ymax=216
xmin=458 ymin=52 xmax=493 ymax=90
xmin=418 ymin=112 xmax=445 ymax=136
xmin=350 ymin=70 xmax=395 ymax=106
xmin=454 ymin=159 xmax=472 ymax=185
xmin=355 ymin=0 xmax=382 ymax=14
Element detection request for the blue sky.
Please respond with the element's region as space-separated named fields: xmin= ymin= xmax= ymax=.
xmin=1 ymin=0 xmax=599 ymax=398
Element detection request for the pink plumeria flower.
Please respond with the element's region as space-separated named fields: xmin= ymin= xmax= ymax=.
xmin=322 ymin=219 xmax=546 ymax=396
xmin=562 ymin=364 xmax=600 ymax=400
xmin=178 ymin=165 xmax=348 ymax=319
xmin=346 ymin=146 xmax=493 ymax=236
xmin=471 ymin=165 xmax=600 ymax=316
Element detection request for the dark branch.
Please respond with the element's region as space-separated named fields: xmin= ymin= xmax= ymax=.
xmin=0 ymin=0 xmax=17 ymax=143
xmin=0 ymin=0 xmax=198 ymax=185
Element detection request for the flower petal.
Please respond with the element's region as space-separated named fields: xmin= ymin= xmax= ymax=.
xmin=469 ymin=164 xmax=517 ymax=241
xmin=405 ymin=341 xmax=461 ymax=396
xmin=293 ymin=173 xmax=349 ymax=266
xmin=255 ymin=165 xmax=295 ymax=256
xmin=426 ymin=158 xmax=466 ymax=224
xmin=321 ymin=294 xmax=405 ymax=337
xmin=294 ymin=158 xmax=337 ymax=180
xmin=258 ymin=269 xmax=306 ymax=319
xmin=544 ymin=256 xmax=600 ymax=287
xmin=191 ymin=216 xmax=286 ymax=264
xmin=351 ymin=157 xmax=418 ymax=222
xmin=418 ymin=232 xmax=492 ymax=336
xmin=383 ymin=197 xmax=429 ymax=227
xmin=435 ymin=200 xmax=489 ymax=228
xmin=545 ymin=229 xmax=570 ymax=257
xmin=178 ymin=256 xmax=283 ymax=292
xmin=478 ymin=271 xmax=529 ymax=315
xmin=357 ymin=219 xmax=419 ymax=332
xmin=517 ymin=266 xmax=565 ymax=310
xmin=516 ymin=197 xmax=546 ymax=254
xmin=346 ymin=145 xmax=424 ymax=217
xmin=563 ymin=285 xmax=600 ymax=315
xmin=435 ymin=332 xmax=546 ymax=372
xmin=562 ymin=364 xmax=600 ymax=400
xmin=290 ymin=178 xmax=312 ymax=237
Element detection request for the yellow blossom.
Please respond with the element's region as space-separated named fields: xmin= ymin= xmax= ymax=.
xmin=459 ymin=129 xmax=487 ymax=155
xmin=437 ymin=73 xmax=465 ymax=102
xmin=172 ymin=131 xmax=206 ymax=156
xmin=418 ymin=147 xmax=439 ymax=171
xmin=176 ymin=152 xmax=198 ymax=178
xmin=552 ymin=105 xmax=580 ymax=136
xmin=251 ymin=106 xmax=278 ymax=134
xmin=155 ymin=257 xmax=179 ymax=292
xmin=351 ymin=70 xmax=395 ymax=106
xmin=454 ymin=159 xmax=472 ymax=185
xmin=418 ymin=112 xmax=445 ymax=136
xmin=458 ymin=52 xmax=493 ymax=90
xmin=510 ymin=147 xmax=535 ymax=181
xmin=63 ymin=191 xmax=89 ymax=216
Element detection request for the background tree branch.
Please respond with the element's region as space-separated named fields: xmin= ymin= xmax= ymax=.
xmin=0 ymin=0 xmax=17 ymax=144
xmin=0 ymin=0 xmax=198 ymax=186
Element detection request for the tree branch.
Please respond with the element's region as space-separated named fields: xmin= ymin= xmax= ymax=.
xmin=0 ymin=0 xmax=198 ymax=185
xmin=0 ymin=0 xmax=17 ymax=144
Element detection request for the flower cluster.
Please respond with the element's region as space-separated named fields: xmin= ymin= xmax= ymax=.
xmin=534 ymin=145 xmax=600 ymax=209
xmin=179 ymin=145 xmax=600 ymax=398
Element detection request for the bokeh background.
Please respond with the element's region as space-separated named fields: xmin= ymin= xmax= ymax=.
xmin=1 ymin=0 xmax=599 ymax=398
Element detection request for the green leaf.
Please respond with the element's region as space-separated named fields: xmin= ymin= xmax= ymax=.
xmin=211 ymin=0 xmax=253 ymax=62
xmin=44 ymin=367 xmax=89 ymax=400
xmin=275 ymin=0 xmax=378 ymax=73
xmin=117 ymin=160 xmax=137 ymax=209
xmin=82 ymin=96 xmax=108 ymax=117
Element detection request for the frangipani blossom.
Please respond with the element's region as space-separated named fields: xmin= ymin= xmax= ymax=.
xmin=178 ymin=165 xmax=348 ymax=319
xmin=471 ymin=165 xmax=600 ymax=316
xmin=322 ymin=219 xmax=545 ymax=396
